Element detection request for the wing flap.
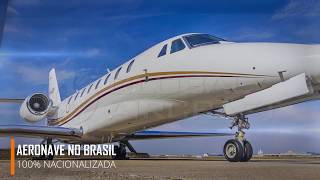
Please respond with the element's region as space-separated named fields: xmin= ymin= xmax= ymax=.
xmin=124 ymin=130 xmax=233 ymax=140
xmin=0 ymin=125 xmax=83 ymax=139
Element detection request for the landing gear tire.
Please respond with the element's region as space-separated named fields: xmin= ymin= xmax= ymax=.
xmin=33 ymin=143 xmax=55 ymax=160
xmin=223 ymin=139 xmax=244 ymax=162
xmin=223 ymin=114 xmax=253 ymax=162
xmin=240 ymin=140 xmax=253 ymax=162
xmin=112 ymin=145 xmax=127 ymax=160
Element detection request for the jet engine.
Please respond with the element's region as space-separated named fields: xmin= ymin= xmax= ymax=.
xmin=20 ymin=93 xmax=52 ymax=123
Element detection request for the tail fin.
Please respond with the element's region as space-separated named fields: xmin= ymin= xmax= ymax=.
xmin=49 ymin=68 xmax=61 ymax=106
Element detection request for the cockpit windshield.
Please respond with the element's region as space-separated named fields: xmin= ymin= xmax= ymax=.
xmin=183 ymin=34 xmax=225 ymax=48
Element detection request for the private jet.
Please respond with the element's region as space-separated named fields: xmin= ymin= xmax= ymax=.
xmin=1 ymin=33 xmax=319 ymax=162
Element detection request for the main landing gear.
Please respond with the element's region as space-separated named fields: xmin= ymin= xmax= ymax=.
xmin=112 ymin=140 xmax=137 ymax=160
xmin=223 ymin=114 xmax=253 ymax=162
xmin=113 ymin=143 xmax=127 ymax=160
xmin=33 ymin=138 xmax=55 ymax=160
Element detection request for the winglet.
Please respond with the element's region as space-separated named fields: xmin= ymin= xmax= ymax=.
xmin=49 ymin=68 xmax=61 ymax=106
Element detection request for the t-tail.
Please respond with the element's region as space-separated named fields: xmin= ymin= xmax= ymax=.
xmin=18 ymin=68 xmax=61 ymax=123
xmin=49 ymin=68 xmax=61 ymax=106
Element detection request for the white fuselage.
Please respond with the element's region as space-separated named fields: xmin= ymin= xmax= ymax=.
xmin=48 ymin=34 xmax=320 ymax=143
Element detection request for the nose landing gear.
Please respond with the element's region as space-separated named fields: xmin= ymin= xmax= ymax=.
xmin=223 ymin=114 xmax=253 ymax=162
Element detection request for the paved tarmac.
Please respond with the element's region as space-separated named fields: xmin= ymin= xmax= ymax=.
xmin=1 ymin=159 xmax=320 ymax=180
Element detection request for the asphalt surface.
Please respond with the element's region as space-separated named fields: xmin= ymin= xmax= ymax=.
xmin=1 ymin=159 xmax=320 ymax=180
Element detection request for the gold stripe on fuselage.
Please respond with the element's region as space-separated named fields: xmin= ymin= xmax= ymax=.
xmin=50 ymin=71 xmax=272 ymax=126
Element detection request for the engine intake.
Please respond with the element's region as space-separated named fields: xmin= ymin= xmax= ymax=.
xmin=20 ymin=93 xmax=52 ymax=123
xmin=27 ymin=94 xmax=50 ymax=115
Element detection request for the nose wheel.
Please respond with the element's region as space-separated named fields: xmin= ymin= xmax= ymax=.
xmin=241 ymin=140 xmax=253 ymax=162
xmin=223 ymin=114 xmax=253 ymax=162
xmin=223 ymin=139 xmax=244 ymax=162
xmin=223 ymin=139 xmax=252 ymax=162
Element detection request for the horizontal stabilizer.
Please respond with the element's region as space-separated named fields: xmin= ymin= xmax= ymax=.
xmin=124 ymin=130 xmax=234 ymax=140
xmin=0 ymin=125 xmax=83 ymax=139
xmin=0 ymin=98 xmax=24 ymax=103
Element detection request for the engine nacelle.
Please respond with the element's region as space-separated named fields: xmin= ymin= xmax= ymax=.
xmin=20 ymin=93 xmax=52 ymax=123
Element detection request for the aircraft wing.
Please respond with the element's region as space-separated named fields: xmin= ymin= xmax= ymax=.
xmin=123 ymin=130 xmax=234 ymax=140
xmin=216 ymin=73 xmax=317 ymax=116
xmin=0 ymin=125 xmax=83 ymax=139
xmin=234 ymin=93 xmax=320 ymax=115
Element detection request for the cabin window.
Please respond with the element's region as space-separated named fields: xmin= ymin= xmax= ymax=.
xmin=104 ymin=74 xmax=111 ymax=85
xmin=67 ymin=96 xmax=73 ymax=104
xmin=95 ymin=79 xmax=101 ymax=89
xmin=170 ymin=39 xmax=185 ymax=54
xmin=74 ymin=91 xmax=80 ymax=100
xmin=80 ymin=88 xmax=86 ymax=97
xmin=87 ymin=84 xmax=93 ymax=94
xmin=158 ymin=44 xmax=167 ymax=57
xmin=114 ymin=67 xmax=122 ymax=80
xmin=126 ymin=60 xmax=135 ymax=73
